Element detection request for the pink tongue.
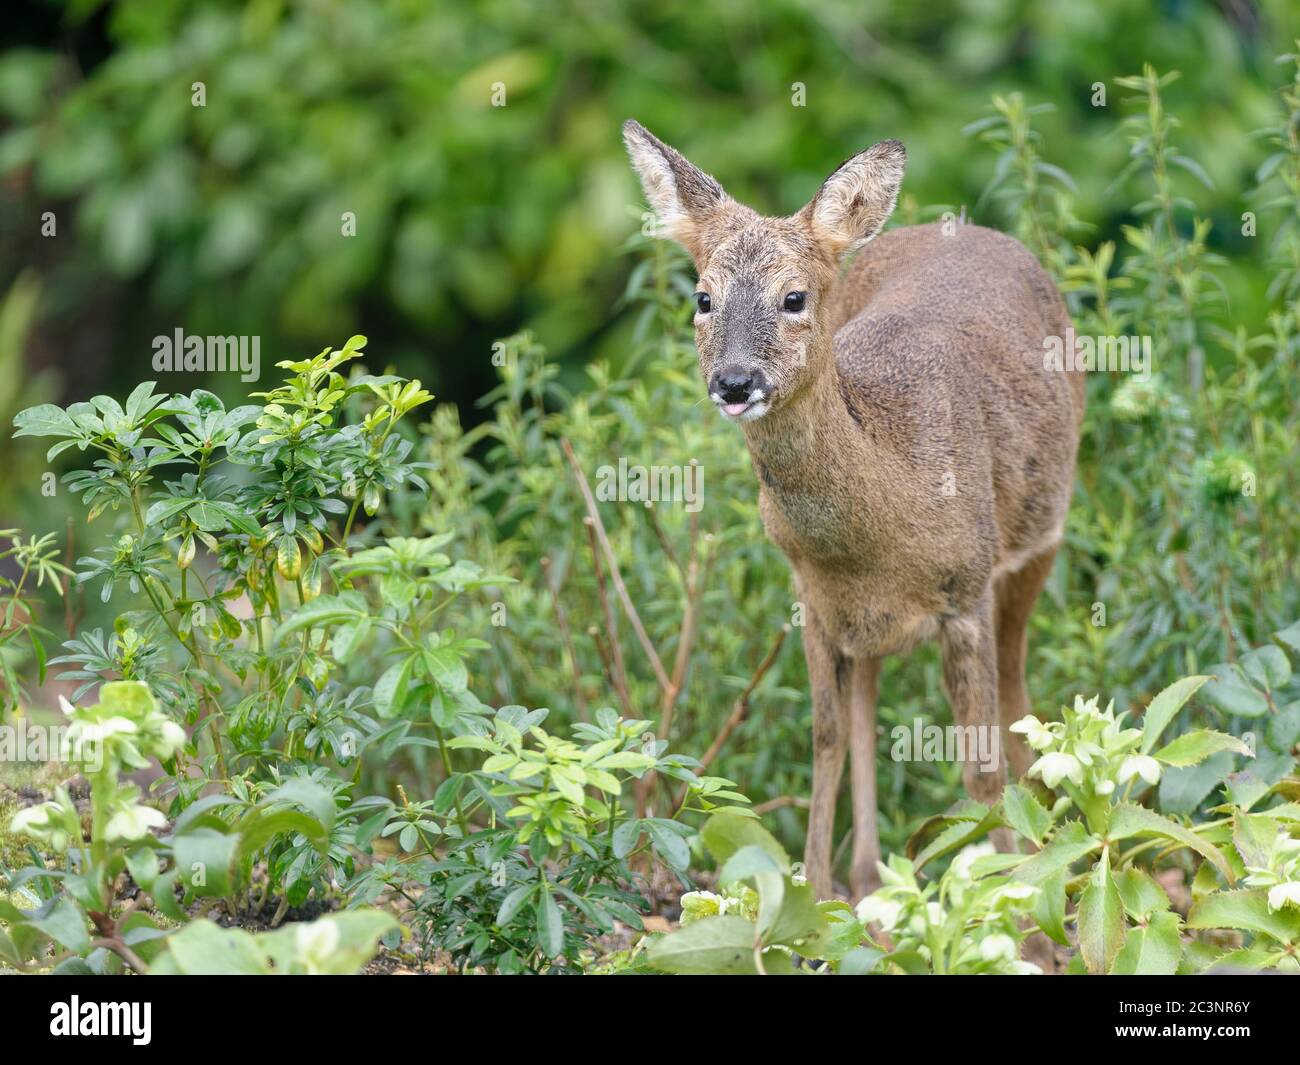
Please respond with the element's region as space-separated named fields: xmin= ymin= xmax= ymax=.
xmin=723 ymin=402 xmax=749 ymax=416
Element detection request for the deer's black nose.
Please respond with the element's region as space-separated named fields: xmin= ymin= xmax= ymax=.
xmin=712 ymin=368 xmax=757 ymax=404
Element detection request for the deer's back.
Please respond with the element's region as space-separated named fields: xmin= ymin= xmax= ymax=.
xmin=828 ymin=221 xmax=1085 ymax=574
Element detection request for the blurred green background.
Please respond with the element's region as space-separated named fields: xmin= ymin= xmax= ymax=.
xmin=2 ymin=0 xmax=1298 ymax=426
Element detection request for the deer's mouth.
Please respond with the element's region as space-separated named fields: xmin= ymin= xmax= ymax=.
xmin=712 ymin=390 xmax=771 ymax=421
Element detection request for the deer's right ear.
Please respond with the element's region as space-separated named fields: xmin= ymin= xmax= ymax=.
xmin=623 ymin=119 xmax=727 ymax=260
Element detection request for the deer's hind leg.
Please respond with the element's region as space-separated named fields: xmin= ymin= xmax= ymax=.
xmin=994 ymin=544 xmax=1059 ymax=781
xmin=938 ymin=587 xmax=1021 ymax=856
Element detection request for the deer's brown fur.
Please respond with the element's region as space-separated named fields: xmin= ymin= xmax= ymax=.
xmin=623 ymin=120 xmax=1085 ymax=900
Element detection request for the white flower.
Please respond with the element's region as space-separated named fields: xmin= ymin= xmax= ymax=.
xmin=979 ymin=933 xmax=1017 ymax=962
xmin=296 ymin=917 xmax=342 ymax=974
xmin=104 ymin=803 xmax=166 ymax=841
xmin=1029 ymin=751 xmax=1083 ymax=789
xmin=10 ymin=801 xmax=72 ymax=851
xmin=1010 ymin=716 xmax=1058 ymax=751
xmin=992 ymin=883 xmax=1038 ymax=905
xmin=1073 ymin=740 xmax=1104 ymax=766
xmin=1095 ymin=779 xmax=1116 ymax=796
xmin=70 ymin=716 xmax=138 ymax=745
xmin=1117 ymin=754 xmax=1162 ymax=786
xmin=58 ymin=694 xmax=77 ymax=718
xmin=1074 ymin=694 xmax=1104 ymax=718
xmin=951 ymin=842 xmax=996 ymax=880
xmin=1009 ymin=960 xmax=1043 ymax=975
xmin=1267 ymin=882 xmax=1300 ymax=912
xmin=855 ymin=895 xmax=903 ymax=931
xmin=154 ymin=720 xmax=187 ymax=758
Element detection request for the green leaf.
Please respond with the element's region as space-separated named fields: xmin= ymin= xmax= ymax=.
xmin=374 ymin=657 xmax=414 ymax=718
xmin=1231 ymin=811 xmax=1279 ymax=870
xmin=265 ymin=777 xmax=337 ymax=832
xmin=1199 ymin=665 xmax=1270 ymax=719
xmin=700 ymin=811 xmax=789 ymax=871
xmin=536 ymin=888 xmax=564 ymax=959
xmin=1032 ymin=869 xmax=1068 ymax=946
xmin=423 ymin=646 xmax=468 ymax=692
xmin=1013 ymin=820 xmax=1101 ymax=885
xmin=1111 ymin=910 xmax=1182 ymax=975
xmin=158 ymin=919 xmax=269 ymax=975
xmin=1114 ymin=868 xmax=1171 ymax=920
xmin=1158 ymin=752 xmax=1234 ymax=815
xmin=644 ymin=819 xmax=691 ymax=871
xmin=1187 ymin=889 xmax=1300 ymax=942
xmin=172 ymin=826 xmax=241 ymax=897
xmin=273 ymin=592 xmax=368 ymax=642
xmin=611 ymin=819 xmax=641 ymax=859
xmin=1239 ymin=645 xmax=1291 ymax=692
xmin=1153 ymin=729 xmax=1253 ymax=767
xmin=1140 ymin=675 xmax=1210 ymax=752
xmin=13 ymin=403 xmax=80 ymax=439
xmin=1001 ymin=784 xmax=1051 ymax=846
xmin=719 ymin=844 xmax=784 ymax=885
xmin=496 ymin=884 xmax=534 ymax=926
xmin=1077 ymin=849 xmax=1126 ymax=974
xmin=1108 ymin=803 xmax=1233 ymax=883
xmin=646 ymin=915 xmax=758 ymax=975
xmin=762 ymin=880 xmax=828 ymax=949
xmin=912 ymin=804 xmax=1004 ymax=870
xmin=1273 ymin=620 xmax=1300 ymax=657
xmin=838 ymin=946 xmax=884 ymax=974
xmin=26 ymin=896 xmax=90 ymax=954
xmin=237 ymin=809 xmax=327 ymax=860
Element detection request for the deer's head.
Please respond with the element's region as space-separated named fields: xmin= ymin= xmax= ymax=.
xmin=624 ymin=119 xmax=905 ymax=422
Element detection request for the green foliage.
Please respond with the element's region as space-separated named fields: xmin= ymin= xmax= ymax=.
xmin=0 ymin=682 xmax=337 ymax=973
xmin=148 ymin=910 xmax=397 ymax=975
xmin=346 ymin=705 xmax=749 ymax=973
xmin=647 ymin=665 xmax=1300 ymax=975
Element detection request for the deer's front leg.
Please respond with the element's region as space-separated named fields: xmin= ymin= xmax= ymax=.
xmin=939 ymin=589 xmax=1011 ymax=842
xmin=848 ymin=656 xmax=883 ymax=899
xmin=803 ymin=620 xmax=850 ymax=901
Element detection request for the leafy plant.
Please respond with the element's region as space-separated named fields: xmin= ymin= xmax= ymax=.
xmin=0 ymin=681 xmax=334 ymax=973
xmin=347 ymin=705 xmax=750 ymax=974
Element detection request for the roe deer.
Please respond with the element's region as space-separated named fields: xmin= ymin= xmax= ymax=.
xmin=623 ymin=120 xmax=1086 ymax=900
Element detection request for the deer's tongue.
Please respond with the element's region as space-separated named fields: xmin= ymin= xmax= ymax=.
xmin=723 ymin=401 xmax=750 ymax=416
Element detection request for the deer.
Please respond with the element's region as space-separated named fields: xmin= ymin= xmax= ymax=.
xmin=623 ymin=119 xmax=1086 ymax=902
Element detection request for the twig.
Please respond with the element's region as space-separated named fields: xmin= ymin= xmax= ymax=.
xmin=588 ymin=625 xmax=633 ymax=719
xmin=562 ymin=438 xmax=670 ymax=691
xmin=582 ymin=518 xmax=633 ymax=715
xmin=674 ymin=624 xmax=790 ymax=808
xmin=752 ymin=795 xmax=811 ymax=815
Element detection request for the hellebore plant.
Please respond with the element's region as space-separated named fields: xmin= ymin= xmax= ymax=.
xmin=853 ymin=846 xmax=1043 ymax=975
xmin=3 ymin=681 xmax=184 ymax=972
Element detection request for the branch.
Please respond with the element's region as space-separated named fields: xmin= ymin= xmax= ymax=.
xmin=561 ymin=437 xmax=671 ymax=692
xmin=674 ymin=623 xmax=790 ymax=808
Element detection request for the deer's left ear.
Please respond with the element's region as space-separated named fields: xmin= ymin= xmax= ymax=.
xmin=623 ymin=119 xmax=729 ymax=261
xmin=801 ymin=140 xmax=906 ymax=257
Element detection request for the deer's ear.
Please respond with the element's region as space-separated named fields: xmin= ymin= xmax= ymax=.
xmin=623 ymin=119 xmax=727 ymax=259
xmin=802 ymin=140 xmax=906 ymax=256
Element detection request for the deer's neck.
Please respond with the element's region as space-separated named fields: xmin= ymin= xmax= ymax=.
xmin=741 ymin=358 xmax=897 ymax=563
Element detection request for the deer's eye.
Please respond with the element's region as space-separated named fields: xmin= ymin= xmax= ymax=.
xmin=783 ymin=291 xmax=806 ymax=313
xmin=695 ymin=292 xmax=712 ymax=314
